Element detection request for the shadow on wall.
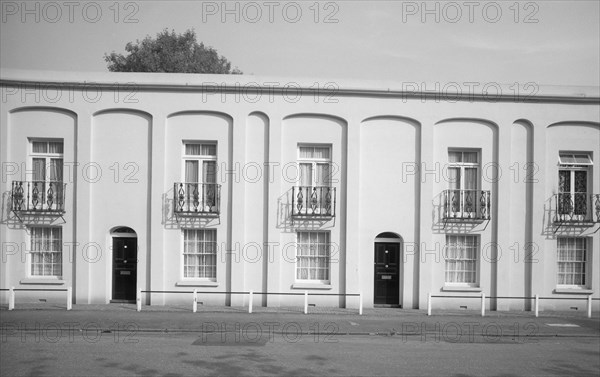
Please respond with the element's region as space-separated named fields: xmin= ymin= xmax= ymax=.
xmin=276 ymin=187 xmax=335 ymax=232
xmin=430 ymin=190 xmax=489 ymax=234
xmin=0 ymin=190 xmax=65 ymax=229
xmin=542 ymin=195 xmax=600 ymax=237
xmin=161 ymin=191 xmax=221 ymax=229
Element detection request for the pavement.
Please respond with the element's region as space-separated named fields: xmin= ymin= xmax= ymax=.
xmin=1 ymin=303 xmax=599 ymax=341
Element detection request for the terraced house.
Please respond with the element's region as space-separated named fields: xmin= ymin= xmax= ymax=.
xmin=1 ymin=69 xmax=599 ymax=313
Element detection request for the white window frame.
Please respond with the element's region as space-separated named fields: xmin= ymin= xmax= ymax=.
xmin=556 ymin=237 xmax=589 ymax=289
xmin=296 ymin=231 xmax=331 ymax=284
xmin=28 ymin=227 xmax=62 ymax=279
xmin=181 ymin=141 xmax=217 ymax=183
xmin=444 ymin=235 xmax=479 ymax=287
xmin=297 ymin=144 xmax=332 ymax=187
xmin=447 ymin=149 xmax=481 ymax=217
xmin=29 ymin=139 xmax=64 ymax=182
xmin=182 ymin=229 xmax=217 ymax=281
xmin=557 ymin=152 xmax=592 ymax=219
xmin=447 ymin=149 xmax=480 ymax=190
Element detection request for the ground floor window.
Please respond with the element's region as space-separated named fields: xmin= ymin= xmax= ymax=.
xmin=296 ymin=231 xmax=330 ymax=282
xmin=183 ymin=229 xmax=217 ymax=279
xmin=444 ymin=235 xmax=478 ymax=285
xmin=557 ymin=237 xmax=587 ymax=287
xmin=30 ymin=227 xmax=62 ymax=277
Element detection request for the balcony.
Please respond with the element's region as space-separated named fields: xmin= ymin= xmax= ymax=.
xmin=291 ymin=186 xmax=336 ymax=220
xmin=553 ymin=193 xmax=600 ymax=224
xmin=173 ymin=182 xmax=221 ymax=216
xmin=11 ymin=181 xmax=66 ymax=214
xmin=442 ymin=189 xmax=491 ymax=222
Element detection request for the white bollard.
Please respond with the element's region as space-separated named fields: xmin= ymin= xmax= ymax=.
xmin=249 ymin=290 xmax=253 ymax=314
xmin=587 ymin=295 xmax=592 ymax=319
xmin=481 ymin=292 xmax=486 ymax=317
xmin=66 ymin=287 xmax=72 ymax=311
xmin=136 ymin=289 xmax=142 ymax=312
xmin=193 ymin=289 xmax=197 ymax=313
xmin=427 ymin=292 xmax=432 ymax=316
xmin=534 ymin=294 xmax=539 ymax=317
xmin=8 ymin=286 xmax=15 ymax=311
xmin=358 ymin=292 xmax=363 ymax=316
xmin=304 ymin=291 xmax=308 ymax=314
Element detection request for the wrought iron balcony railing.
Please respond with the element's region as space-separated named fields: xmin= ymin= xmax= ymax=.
xmin=553 ymin=193 xmax=600 ymax=223
xmin=291 ymin=186 xmax=336 ymax=219
xmin=442 ymin=189 xmax=491 ymax=221
xmin=174 ymin=182 xmax=221 ymax=216
xmin=11 ymin=180 xmax=66 ymax=213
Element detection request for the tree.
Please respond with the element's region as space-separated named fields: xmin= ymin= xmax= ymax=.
xmin=104 ymin=29 xmax=242 ymax=74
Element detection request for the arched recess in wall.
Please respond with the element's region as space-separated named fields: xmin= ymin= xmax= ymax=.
xmin=164 ymin=111 xmax=233 ymax=227
xmin=281 ymin=112 xmax=348 ymax=195
xmin=359 ymin=115 xmax=422 ymax=235
xmin=7 ymin=106 xmax=77 ymax=194
xmin=433 ymin=117 xmax=499 ymax=180
xmin=165 ymin=110 xmax=233 ymax=179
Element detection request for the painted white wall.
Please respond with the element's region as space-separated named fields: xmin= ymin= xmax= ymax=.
xmin=1 ymin=72 xmax=598 ymax=312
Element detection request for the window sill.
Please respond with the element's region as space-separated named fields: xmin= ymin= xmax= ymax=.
xmin=553 ymin=288 xmax=593 ymax=295
xmin=176 ymin=280 xmax=219 ymax=287
xmin=292 ymin=283 xmax=332 ymax=290
xmin=20 ymin=279 xmax=65 ymax=285
xmin=442 ymin=286 xmax=482 ymax=292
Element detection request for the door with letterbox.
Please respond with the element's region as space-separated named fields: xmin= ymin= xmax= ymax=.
xmin=112 ymin=237 xmax=137 ymax=301
xmin=374 ymin=242 xmax=400 ymax=306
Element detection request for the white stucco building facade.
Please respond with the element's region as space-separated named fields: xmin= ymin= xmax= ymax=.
xmin=1 ymin=69 xmax=599 ymax=312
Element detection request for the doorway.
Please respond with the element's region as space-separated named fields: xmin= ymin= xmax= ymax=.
xmin=374 ymin=233 xmax=402 ymax=306
xmin=111 ymin=227 xmax=138 ymax=302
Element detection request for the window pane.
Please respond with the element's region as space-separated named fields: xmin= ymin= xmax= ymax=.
xmin=48 ymin=142 xmax=63 ymax=154
xmin=448 ymin=152 xmax=461 ymax=163
xmin=50 ymin=159 xmax=63 ymax=181
xmin=462 ymin=152 xmax=478 ymax=163
xmin=296 ymin=231 xmax=330 ymax=282
xmin=203 ymin=161 xmax=217 ymax=184
xmin=299 ymin=163 xmax=312 ymax=186
xmin=32 ymin=142 xmax=47 ymax=153
xmin=464 ymin=168 xmax=478 ymax=190
xmin=186 ymin=144 xmax=202 ymax=155
xmin=201 ymin=144 xmax=216 ymax=156
xmin=559 ymin=154 xmax=576 ymax=164
xmin=574 ymin=154 xmax=592 ymax=164
xmin=185 ymin=161 xmax=199 ymax=183
xmin=32 ymin=158 xmax=45 ymax=181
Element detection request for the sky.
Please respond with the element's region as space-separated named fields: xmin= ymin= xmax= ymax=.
xmin=1 ymin=0 xmax=599 ymax=86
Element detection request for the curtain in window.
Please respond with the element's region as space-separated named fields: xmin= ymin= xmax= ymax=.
xmin=299 ymin=146 xmax=330 ymax=159
xmin=186 ymin=144 xmax=202 ymax=156
xmin=185 ymin=161 xmax=199 ymax=183
xmin=30 ymin=227 xmax=62 ymax=277
xmin=299 ymin=163 xmax=312 ymax=186
xmin=48 ymin=142 xmax=63 ymax=154
xmin=50 ymin=159 xmax=63 ymax=181
xmin=463 ymin=152 xmax=478 ymax=163
xmin=445 ymin=236 xmax=477 ymax=284
xmin=315 ymin=163 xmax=331 ymax=186
xmin=32 ymin=142 xmax=47 ymax=153
xmin=203 ymin=161 xmax=216 ymax=183
xmin=464 ymin=168 xmax=477 ymax=190
xmin=296 ymin=232 xmax=329 ymax=281
xmin=32 ymin=158 xmax=45 ymax=181
xmin=448 ymin=168 xmax=460 ymax=190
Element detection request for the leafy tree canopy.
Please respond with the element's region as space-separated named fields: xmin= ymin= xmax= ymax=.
xmin=104 ymin=29 xmax=242 ymax=74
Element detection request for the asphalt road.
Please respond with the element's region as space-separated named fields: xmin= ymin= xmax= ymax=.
xmin=1 ymin=330 xmax=599 ymax=376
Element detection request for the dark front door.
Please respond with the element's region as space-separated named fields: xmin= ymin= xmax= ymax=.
xmin=112 ymin=237 xmax=137 ymax=301
xmin=374 ymin=242 xmax=400 ymax=306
